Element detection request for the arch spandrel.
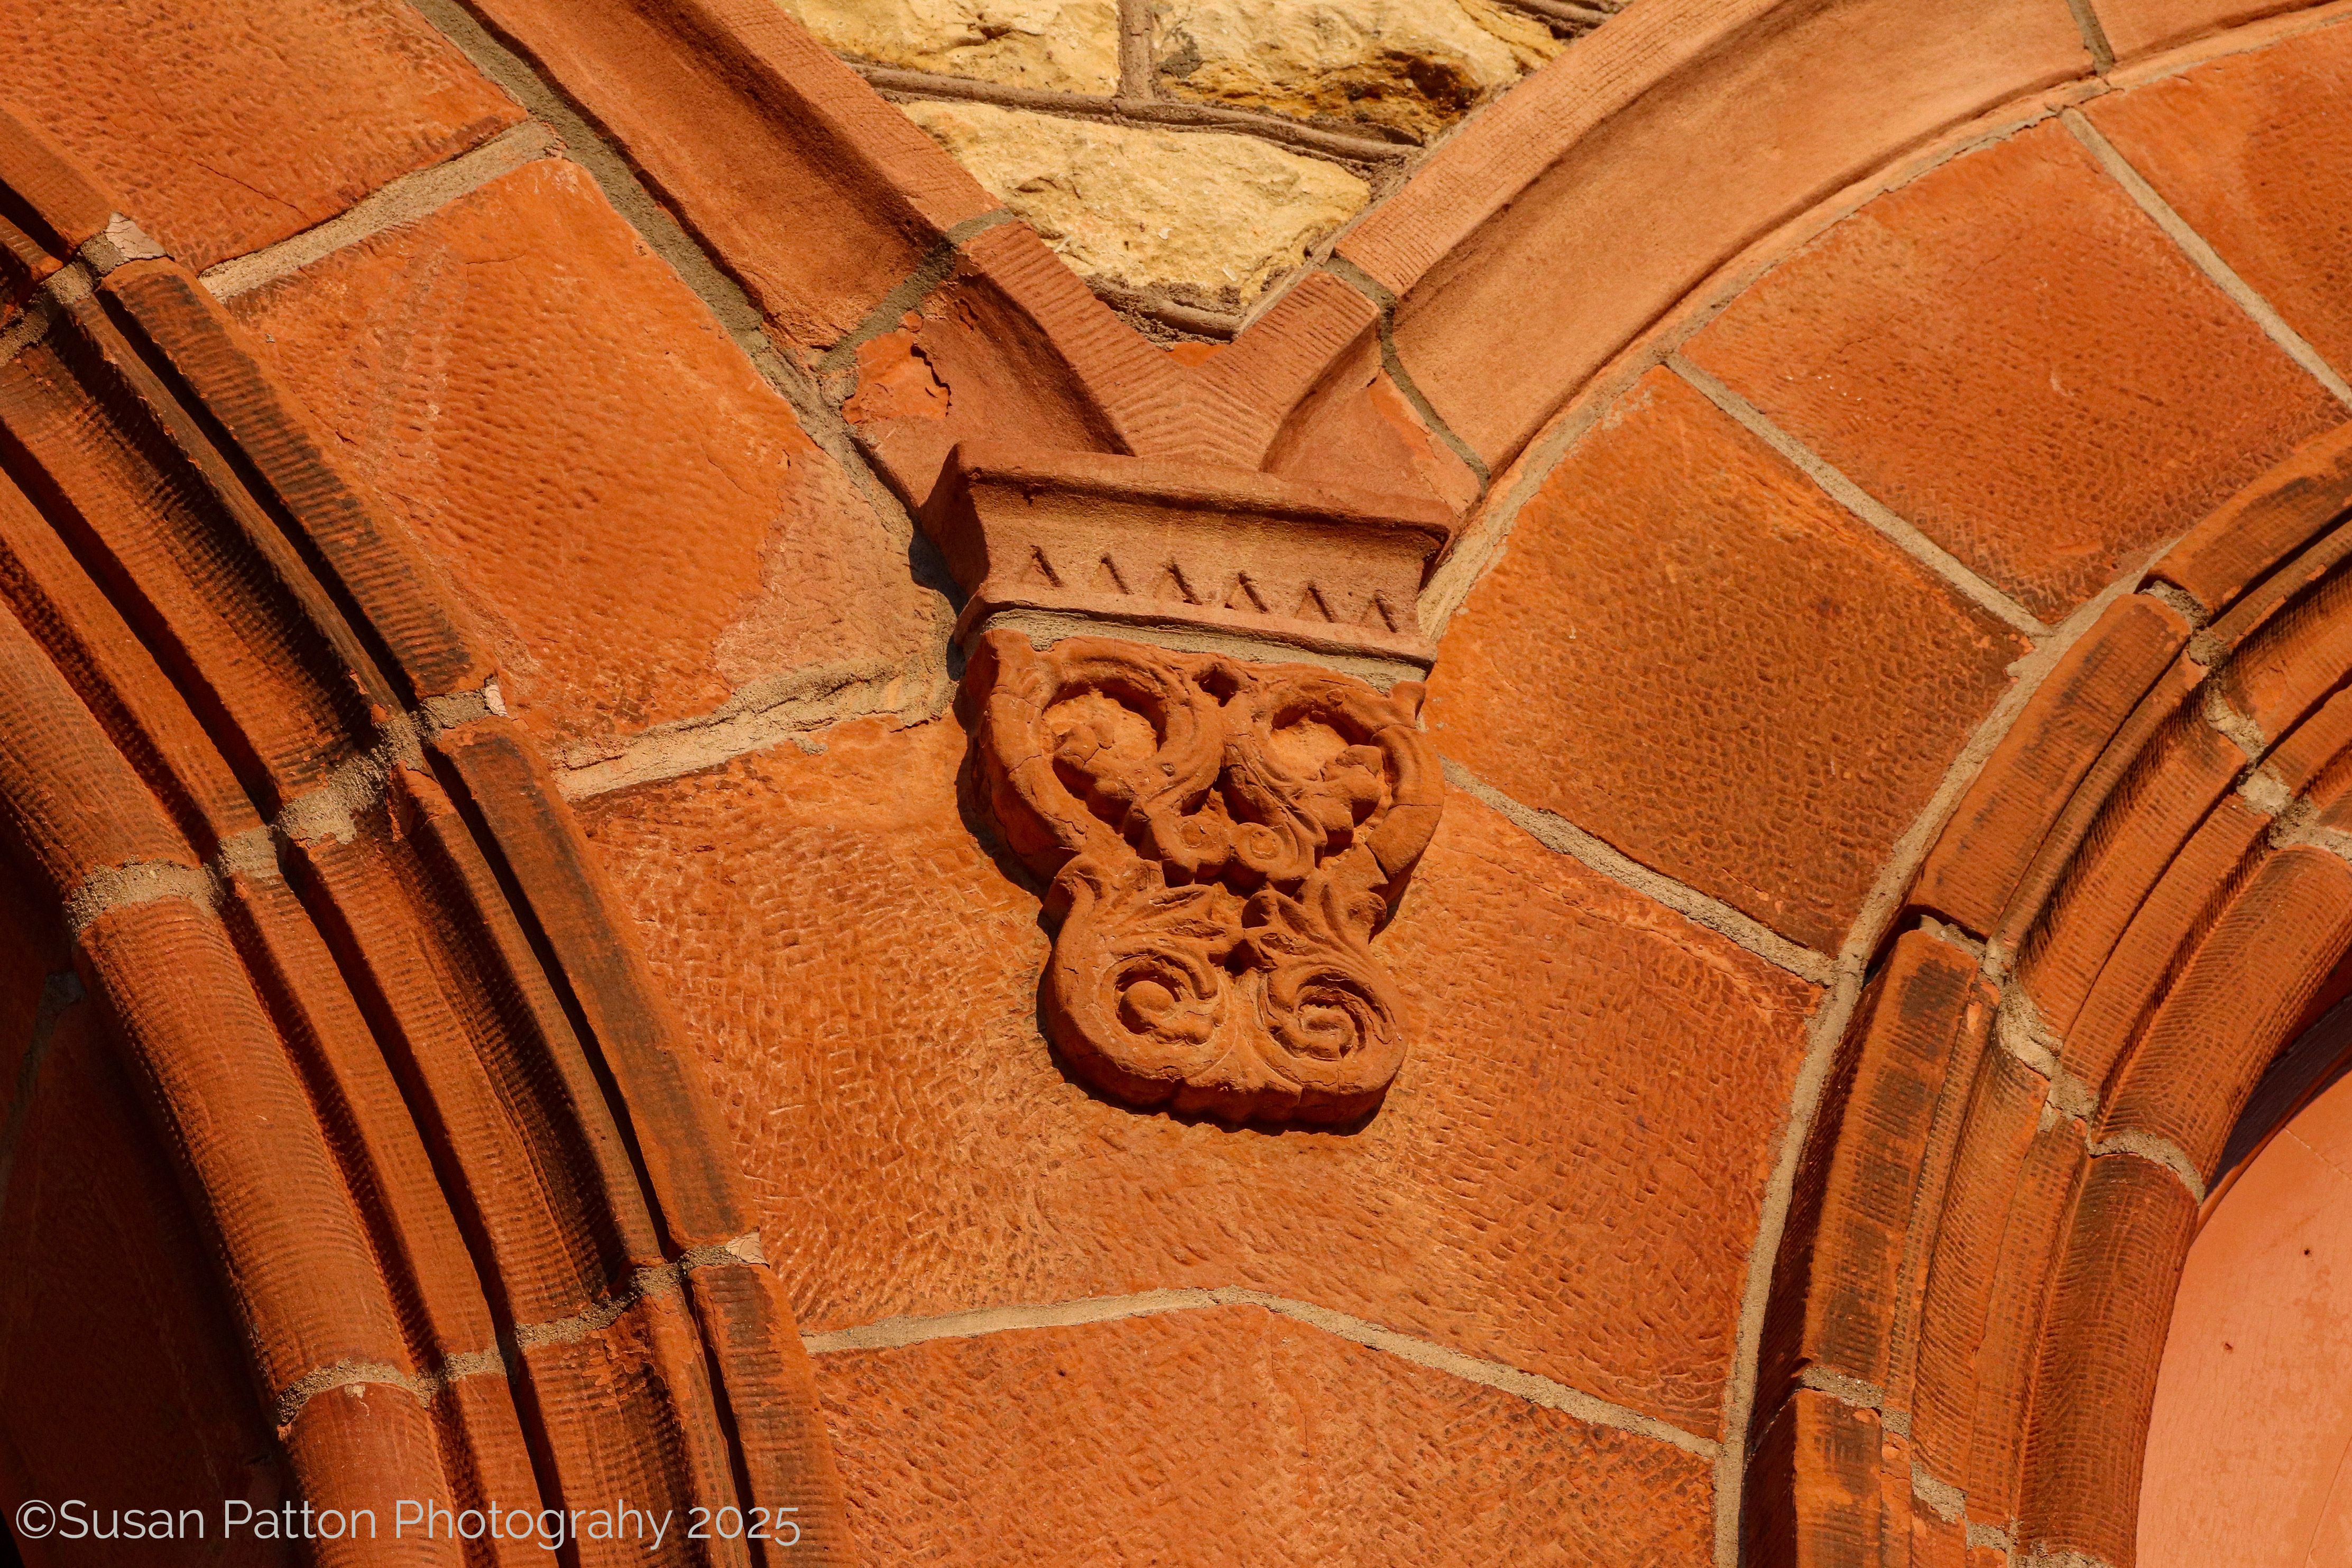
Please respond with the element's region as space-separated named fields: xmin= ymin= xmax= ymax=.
xmin=4 ymin=0 xmax=2352 ymax=1562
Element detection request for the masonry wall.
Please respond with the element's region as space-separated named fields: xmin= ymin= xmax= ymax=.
xmin=2 ymin=0 xmax=2351 ymax=1563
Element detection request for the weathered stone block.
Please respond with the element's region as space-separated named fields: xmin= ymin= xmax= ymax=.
xmin=1684 ymin=118 xmax=2344 ymax=625
xmin=780 ymin=0 xmax=1120 ymax=94
xmin=813 ymin=1307 xmax=1714 ymax=1567
xmin=901 ymin=100 xmax=1368 ymax=303
xmin=1154 ymin=0 xmax=1561 ymax=141
xmin=228 ymin=160 xmax=935 ymax=756
xmin=1424 ymin=366 xmax=2027 ymax=955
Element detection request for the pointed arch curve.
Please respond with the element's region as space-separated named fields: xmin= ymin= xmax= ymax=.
xmin=0 ymin=108 xmax=851 ymax=1560
xmin=1758 ymin=422 xmax=2352 ymax=1565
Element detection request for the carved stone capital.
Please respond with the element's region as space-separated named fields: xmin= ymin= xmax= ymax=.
xmin=920 ymin=442 xmax=1456 ymax=676
xmin=969 ymin=631 xmax=1442 ymax=1123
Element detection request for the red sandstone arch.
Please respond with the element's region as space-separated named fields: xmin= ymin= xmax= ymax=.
xmin=0 ymin=113 xmax=848 ymax=1562
xmin=416 ymin=0 xmax=2340 ymax=516
xmin=6 ymin=0 xmax=2352 ymax=1561
xmin=1757 ymin=423 xmax=2352 ymax=1564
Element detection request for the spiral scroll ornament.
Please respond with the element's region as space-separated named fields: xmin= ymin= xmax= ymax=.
xmin=969 ymin=632 xmax=1443 ymax=1124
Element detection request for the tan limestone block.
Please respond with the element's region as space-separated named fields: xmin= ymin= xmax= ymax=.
xmin=901 ymin=100 xmax=1369 ymax=303
xmin=1155 ymin=0 xmax=1561 ymax=141
xmin=779 ymin=0 xmax=1120 ymax=94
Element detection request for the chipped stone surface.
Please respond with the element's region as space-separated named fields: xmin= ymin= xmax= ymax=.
xmin=1155 ymin=0 xmax=1561 ymax=141
xmin=901 ymin=100 xmax=1369 ymax=304
xmin=779 ymin=0 xmax=1120 ymax=94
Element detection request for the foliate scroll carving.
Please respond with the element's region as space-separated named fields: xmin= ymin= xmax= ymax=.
xmin=970 ymin=630 xmax=1442 ymax=1124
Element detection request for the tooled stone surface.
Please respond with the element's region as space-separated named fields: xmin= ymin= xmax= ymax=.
xmin=230 ymin=160 xmax=939 ymax=756
xmin=1684 ymin=118 xmax=2344 ymax=627
xmin=813 ymin=1306 xmax=1715 ymax=1565
xmin=969 ymin=631 xmax=1440 ymax=1123
xmin=0 ymin=0 xmax=521 ymax=272
xmin=577 ymin=715 xmax=1819 ymax=1431
xmin=920 ymin=443 xmax=1453 ymax=668
xmin=1154 ymin=0 xmax=1562 ymax=142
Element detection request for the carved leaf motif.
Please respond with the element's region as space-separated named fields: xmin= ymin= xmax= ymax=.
xmin=970 ymin=631 xmax=1441 ymax=1124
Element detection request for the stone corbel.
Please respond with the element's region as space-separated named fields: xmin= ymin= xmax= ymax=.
xmin=922 ymin=445 xmax=1455 ymax=1124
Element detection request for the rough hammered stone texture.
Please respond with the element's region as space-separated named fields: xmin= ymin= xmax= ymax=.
xmin=2086 ymin=22 xmax=2352 ymax=384
xmin=1684 ymin=118 xmax=2345 ymax=625
xmin=0 ymin=0 xmax=520 ymax=271
xmin=227 ymin=159 xmax=938 ymax=754
xmin=782 ymin=0 xmax=1120 ymax=92
xmin=1154 ymin=0 xmax=1561 ymax=142
xmin=900 ymin=102 xmax=1368 ymax=304
xmin=579 ymin=713 xmax=1818 ymax=1437
xmin=811 ymin=1307 xmax=1713 ymax=1565
xmin=1427 ymin=367 xmax=2027 ymax=955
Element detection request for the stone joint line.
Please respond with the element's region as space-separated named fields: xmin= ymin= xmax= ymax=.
xmin=2065 ymin=0 xmax=2118 ymax=73
xmin=2143 ymin=578 xmax=2210 ymax=633
xmin=1996 ymin=981 xmax=2208 ymax=1200
xmin=2063 ymin=108 xmax=2352 ymax=410
xmin=1795 ymin=1364 xmax=1906 ymax=1433
xmin=199 ymin=121 xmax=564 ymax=300
xmin=1789 ymin=1325 xmax=2049 ymax=1552
xmin=1440 ymin=755 xmax=1838 ymax=984
xmin=3 ymin=210 xmax=180 ymax=375
xmin=1896 ymin=1444 xmax=2015 ymax=1556
xmin=2021 ymin=1551 xmax=2123 ymax=1568
xmin=1668 ymin=354 xmax=2049 ymax=639
xmin=2177 ymin=598 xmax=2352 ymax=877
xmin=854 ymin=65 xmax=1413 ymax=173
xmin=1908 ymin=1452 xmax=2024 ymax=1558
xmin=270 ymin=1232 xmax=768 ymax=1432
xmin=1994 ymin=982 xmax=2211 ymax=1203
xmin=799 ymin=1285 xmax=1719 ymax=1458
xmin=816 ymin=210 xmax=1020 ymax=387
xmin=552 ymin=655 xmax=954 ymax=799
xmin=1492 ymin=0 xmax=1617 ymax=28
xmin=2196 ymin=658 xmax=2352 ymax=866
xmin=1325 ymin=255 xmax=1493 ymax=487
xmin=61 ymin=683 xmax=505 ymax=936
